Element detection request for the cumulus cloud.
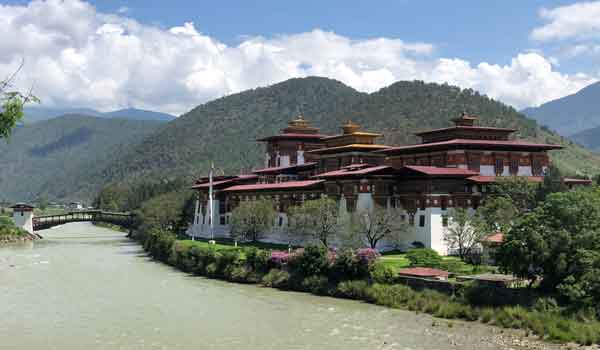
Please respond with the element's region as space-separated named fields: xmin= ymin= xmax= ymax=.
xmin=0 ymin=0 xmax=596 ymax=115
xmin=531 ymin=1 xmax=600 ymax=42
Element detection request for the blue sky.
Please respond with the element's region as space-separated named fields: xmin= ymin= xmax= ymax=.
xmin=1 ymin=0 xmax=599 ymax=114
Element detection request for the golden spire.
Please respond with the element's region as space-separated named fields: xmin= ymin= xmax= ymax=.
xmin=342 ymin=120 xmax=361 ymax=134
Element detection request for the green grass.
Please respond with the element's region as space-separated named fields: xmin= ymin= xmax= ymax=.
xmin=179 ymin=237 xmax=290 ymax=251
xmin=379 ymin=253 xmax=494 ymax=275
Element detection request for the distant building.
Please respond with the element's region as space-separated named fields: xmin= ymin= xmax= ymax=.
xmin=188 ymin=113 xmax=584 ymax=254
xmin=69 ymin=202 xmax=84 ymax=210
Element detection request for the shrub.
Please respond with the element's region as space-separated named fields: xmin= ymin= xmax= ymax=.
xmin=229 ymin=266 xmax=253 ymax=283
xmin=356 ymin=248 xmax=380 ymax=265
xmin=369 ymin=261 xmax=396 ymax=284
xmin=330 ymin=249 xmax=367 ymax=281
xmin=245 ymin=247 xmax=271 ymax=273
xmin=205 ymin=262 xmax=218 ymax=277
xmin=336 ymin=280 xmax=370 ymax=300
xmin=301 ymin=275 xmax=330 ymax=295
xmin=262 ymin=269 xmax=291 ymax=289
xmin=366 ymin=283 xmax=415 ymax=308
xmin=290 ymin=245 xmax=329 ymax=277
xmin=270 ymin=251 xmax=290 ymax=266
xmin=406 ymin=248 xmax=442 ymax=268
xmin=532 ymin=297 xmax=560 ymax=314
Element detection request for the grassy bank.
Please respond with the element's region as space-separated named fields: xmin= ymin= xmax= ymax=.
xmin=0 ymin=215 xmax=36 ymax=244
xmin=141 ymin=230 xmax=600 ymax=346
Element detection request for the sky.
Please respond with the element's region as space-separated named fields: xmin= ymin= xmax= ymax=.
xmin=1 ymin=0 xmax=599 ymax=115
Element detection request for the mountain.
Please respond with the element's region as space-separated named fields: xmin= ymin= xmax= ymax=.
xmin=0 ymin=115 xmax=163 ymax=203
xmin=522 ymin=82 xmax=600 ymax=136
xmin=571 ymin=126 xmax=600 ymax=151
xmin=97 ymin=77 xmax=600 ymax=187
xmin=22 ymin=107 xmax=176 ymax=124
xmin=103 ymin=108 xmax=176 ymax=122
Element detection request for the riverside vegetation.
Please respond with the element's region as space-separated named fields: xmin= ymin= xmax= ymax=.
xmin=140 ymin=231 xmax=600 ymax=345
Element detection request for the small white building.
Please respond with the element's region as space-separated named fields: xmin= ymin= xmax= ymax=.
xmin=10 ymin=203 xmax=35 ymax=234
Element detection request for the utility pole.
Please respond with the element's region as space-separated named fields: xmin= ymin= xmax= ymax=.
xmin=209 ymin=162 xmax=214 ymax=241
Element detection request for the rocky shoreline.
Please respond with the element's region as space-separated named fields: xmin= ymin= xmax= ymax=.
xmin=0 ymin=233 xmax=40 ymax=245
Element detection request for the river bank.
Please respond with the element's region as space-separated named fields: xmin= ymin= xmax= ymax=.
xmin=0 ymin=232 xmax=39 ymax=245
xmin=139 ymin=230 xmax=600 ymax=348
xmin=2 ymin=222 xmax=579 ymax=350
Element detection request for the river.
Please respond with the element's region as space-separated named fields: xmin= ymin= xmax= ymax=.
xmin=0 ymin=223 xmax=558 ymax=350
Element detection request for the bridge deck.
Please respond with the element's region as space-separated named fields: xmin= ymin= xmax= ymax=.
xmin=33 ymin=210 xmax=135 ymax=231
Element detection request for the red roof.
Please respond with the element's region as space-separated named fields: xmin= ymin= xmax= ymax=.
xmin=192 ymin=174 xmax=258 ymax=189
xmin=223 ymin=180 xmax=325 ymax=192
xmin=401 ymin=165 xmax=479 ymax=177
xmin=467 ymin=175 xmax=543 ymax=183
xmin=314 ymin=165 xmax=393 ymax=178
xmin=484 ymin=232 xmax=505 ymax=244
xmin=252 ymin=162 xmax=316 ymax=174
xmin=398 ymin=267 xmax=450 ymax=278
xmin=256 ymin=133 xmax=328 ymax=141
xmin=377 ymin=139 xmax=563 ymax=154
xmin=415 ymin=126 xmax=516 ymax=136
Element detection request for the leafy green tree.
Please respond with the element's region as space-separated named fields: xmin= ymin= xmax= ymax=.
xmin=288 ymin=197 xmax=340 ymax=247
xmin=477 ymin=196 xmax=518 ymax=235
xmin=488 ymin=176 xmax=537 ymax=214
xmin=136 ymin=190 xmax=192 ymax=233
xmin=1 ymin=64 xmax=38 ymax=139
xmin=347 ymin=206 xmax=412 ymax=249
xmin=229 ymin=199 xmax=277 ymax=242
xmin=536 ymin=164 xmax=567 ymax=202
xmin=444 ymin=207 xmax=486 ymax=261
xmin=497 ymin=188 xmax=600 ymax=300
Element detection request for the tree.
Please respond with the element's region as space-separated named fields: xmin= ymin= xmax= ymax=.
xmin=497 ymin=188 xmax=600 ymax=307
xmin=1 ymin=63 xmax=38 ymax=139
xmin=536 ymin=164 xmax=567 ymax=202
xmin=477 ymin=196 xmax=518 ymax=235
xmin=347 ymin=206 xmax=412 ymax=249
xmin=488 ymin=176 xmax=537 ymax=214
xmin=444 ymin=207 xmax=486 ymax=261
xmin=229 ymin=199 xmax=277 ymax=242
xmin=288 ymin=197 xmax=339 ymax=247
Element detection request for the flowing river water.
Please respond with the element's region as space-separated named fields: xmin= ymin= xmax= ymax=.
xmin=0 ymin=223 xmax=560 ymax=350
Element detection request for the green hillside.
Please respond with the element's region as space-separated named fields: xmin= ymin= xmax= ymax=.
xmin=99 ymin=77 xmax=600 ymax=185
xmin=571 ymin=126 xmax=600 ymax=151
xmin=0 ymin=115 xmax=163 ymax=203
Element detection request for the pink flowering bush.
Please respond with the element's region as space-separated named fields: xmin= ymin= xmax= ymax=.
xmin=270 ymin=251 xmax=291 ymax=265
xmin=357 ymin=248 xmax=380 ymax=265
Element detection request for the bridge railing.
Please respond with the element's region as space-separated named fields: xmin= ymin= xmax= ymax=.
xmin=32 ymin=210 xmax=136 ymax=231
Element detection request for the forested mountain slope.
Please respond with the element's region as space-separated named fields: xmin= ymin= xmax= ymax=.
xmin=0 ymin=115 xmax=163 ymax=202
xmin=99 ymin=77 xmax=600 ymax=185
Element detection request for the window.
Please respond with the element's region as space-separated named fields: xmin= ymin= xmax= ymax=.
xmin=420 ymin=199 xmax=426 ymax=211
xmin=219 ymin=215 xmax=226 ymax=225
xmin=400 ymin=214 xmax=406 ymax=222
xmin=278 ymin=217 xmax=283 ymax=227
xmin=495 ymin=158 xmax=504 ymax=175
xmin=442 ymin=215 xmax=448 ymax=227
xmin=510 ymin=158 xmax=519 ymax=175
xmin=440 ymin=197 xmax=447 ymax=210
xmin=532 ymin=158 xmax=543 ymax=176
xmin=419 ymin=215 xmax=426 ymax=227
xmin=468 ymin=155 xmax=480 ymax=171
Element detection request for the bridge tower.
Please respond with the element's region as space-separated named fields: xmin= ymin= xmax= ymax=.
xmin=10 ymin=203 xmax=35 ymax=234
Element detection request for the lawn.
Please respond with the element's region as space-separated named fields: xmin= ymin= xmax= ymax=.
xmin=380 ymin=252 xmax=494 ymax=275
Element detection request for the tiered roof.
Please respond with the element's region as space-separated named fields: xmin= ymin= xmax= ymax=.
xmin=222 ymin=180 xmax=324 ymax=192
xmin=309 ymin=120 xmax=388 ymax=154
xmin=257 ymin=115 xmax=329 ymax=142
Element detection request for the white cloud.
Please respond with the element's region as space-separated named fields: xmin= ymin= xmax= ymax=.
xmin=0 ymin=0 xmax=596 ymax=115
xmin=531 ymin=1 xmax=600 ymax=42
